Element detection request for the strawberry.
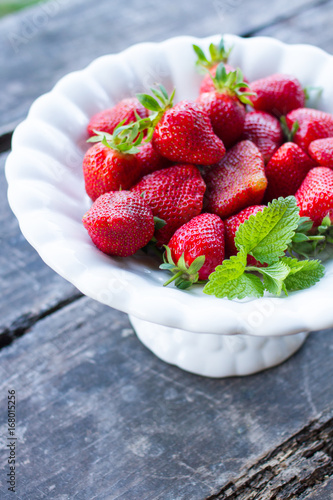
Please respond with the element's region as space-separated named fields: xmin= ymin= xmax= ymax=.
xmin=199 ymin=63 xmax=242 ymax=94
xmin=250 ymin=74 xmax=305 ymax=116
xmin=196 ymin=64 xmax=253 ymax=149
xmin=308 ymin=137 xmax=333 ymax=167
xmin=131 ymin=164 xmax=206 ymax=246
xmin=295 ymin=167 xmax=333 ymax=226
xmin=87 ymin=97 xmax=149 ymax=137
xmin=193 ymin=37 xmax=232 ymax=93
xmin=264 ymin=142 xmax=316 ymax=203
xmin=83 ymin=142 xmax=141 ymax=201
xmin=224 ymin=205 xmax=265 ymax=265
xmin=241 ymin=111 xmax=283 ymax=164
xmin=151 ymin=100 xmax=225 ymax=165
xmin=203 ymin=140 xmax=267 ymax=219
xmin=285 ymin=108 xmax=333 ymax=152
xmin=160 ymin=213 xmax=225 ymax=288
xmin=136 ymin=85 xmax=226 ymax=165
xmin=82 ymin=191 xmax=154 ymax=257
xmin=136 ymin=141 xmax=171 ymax=177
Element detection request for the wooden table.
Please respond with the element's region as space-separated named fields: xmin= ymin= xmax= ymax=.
xmin=0 ymin=1 xmax=332 ymax=498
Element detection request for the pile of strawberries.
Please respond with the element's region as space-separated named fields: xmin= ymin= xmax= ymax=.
xmin=82 ymin=38 xmax=333 ymax=290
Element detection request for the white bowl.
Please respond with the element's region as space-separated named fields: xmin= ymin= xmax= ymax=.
xmin=5 ymin=34 xmax=333 ymax=377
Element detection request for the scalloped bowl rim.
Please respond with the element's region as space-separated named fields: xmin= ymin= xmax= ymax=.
xmin=5 ymin=34 xmax=333 ymax=337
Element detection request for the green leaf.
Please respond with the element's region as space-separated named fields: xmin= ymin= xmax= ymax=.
xmin=153 ymin=216 xmax=166 ymax=230
xmin=256 ymin=261 xmax=291 ymax=296
xmin=235 ymin=196 xmax=300 ymax=265
xmin=203 ymin=251 xmax=265 ymax=299
xmin=292 ymin=233 xmax=309 ymax=243
xmin=192 ymin=44 xmax=208 ymax=64
xmin=187 ymin=255 xmax=205 ymax=275
xmin=281 ymin=257 xmax=325 ymax=291
xmin=204 ymin=272 xmax=264 ymax=299
xmin=136 ymin=93 xmax=162 ymax=112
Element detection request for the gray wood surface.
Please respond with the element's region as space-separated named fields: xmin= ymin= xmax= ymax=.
xmin=0 ymin=297 xmax=332 ymax=500
xmin=0 ymin=0 xmax=325 ymax=136
xmin=0 ymin=152 xmax=80 ymax=346
xmin=1 ymin=0 xmax=333 ymax=498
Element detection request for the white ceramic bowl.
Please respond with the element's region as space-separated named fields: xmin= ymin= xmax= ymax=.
xmin=6 ymin=34 xmax=333 ymax=377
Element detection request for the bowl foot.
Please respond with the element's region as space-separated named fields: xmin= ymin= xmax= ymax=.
xmin=129 ymin=315 xmax=308 ymax=377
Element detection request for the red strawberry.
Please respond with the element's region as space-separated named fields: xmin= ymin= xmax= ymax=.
xmin=308 ymin=137 xmax=333 ymax=167
xmin=152 ymin=100 xmax=225 ymax=165
xmin=197 ymin=64 xmax=254 ymax=149
xmin=87 ymin=97 xmax=149 ymax=137
xmin=250 ymin=74 xmax=305 ymax=116
xmin=241 ymin=111 xmax=283 ymax=164
xmin=224 ymin=205 xmax=265 ymax=266
xmin=131 ymin=164 xmax=206 ymax=246
xmin=82 ymin=191 xmax=154 ymax=256
xmin=295 ymin=167 xmax=333 ymax=226
xmin=83 ymin=142 xmax=141 ymax=201
xmin=203 ymin=140 xmax=267 ymax=219
xmin=161 ymin=213 xmax=225 ymax=288
xmin=136 ymin=141 xmax=171 ymax=178
xmin=264 ymin=142 xmax=316 ymax=203
xmin=199 ymin=63 xmax=240 ymax=94
xmin=285 ymin=108 xmax=333 ymax=152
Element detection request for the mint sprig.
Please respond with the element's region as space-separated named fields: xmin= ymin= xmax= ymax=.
xmin=235 ymin=196 xmax=300 ymax=265
xmin=204 ymin=197 xmax=325 ymax=300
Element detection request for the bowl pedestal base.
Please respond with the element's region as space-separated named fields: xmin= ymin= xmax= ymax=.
xmin=129 ymin=315 xmax=308 ymax=378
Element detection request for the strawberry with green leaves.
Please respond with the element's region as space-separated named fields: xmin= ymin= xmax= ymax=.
xmin=203 ymin=197 xmax=324 ymax=299
xmin=196 ymin=63 xmax=254 ymax=149
xmin=295 ymin=166 xmax=333 ymax=226
xmin=83 ymin=122 xmax=146 ymax=201
xmin=203 ymin=140 xmax=267 ymax=219
xmin=250 ymin=74 xmax=305 ymax=116
xmin=136 ymin=85 xmax=226 ymax=165
xmin=87 ymin=97 xmax=149 ymax=137
xmin=192 ymin=38 xmax=241 ymax=94
xmin=264 ymin=142 xmax=316 ymax=203
xmin=285 ymin=108 xmax=333 ymax=152
xmin=82 ymin=191 xmax=155 ymax=257
xmin=131 ymin=163 xmax=206 ymax=246
xmin=308 ymin=137 xmax=333 ymax=167
xmin=241 ymin=111 xmax=283 ymax=164
xmin=160 ymin=213 xmax=225 ymax=289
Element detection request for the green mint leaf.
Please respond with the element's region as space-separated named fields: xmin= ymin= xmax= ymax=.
xmin=281 ymin=257 xmax=325 ymax=291
xmin=204 ymin=270 xmax=264 ymax=299
xmin=235 ymin=196 xmax=300 ymax=265
xmin=204 ymin=251 xmax=264 ymax=299
xmin=255 ymin=261 xmax=291 ymax=296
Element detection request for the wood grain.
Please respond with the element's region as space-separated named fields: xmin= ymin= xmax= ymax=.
xmin=0 ymin=0 xmax=325 ymax=136
xmin=0 ymin=297 xmax=332 ymax=499
xmin=0 ymin=152 xmax=80 ymax=346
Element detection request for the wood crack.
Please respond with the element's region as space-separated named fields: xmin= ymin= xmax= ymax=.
xmin=0 ymin=130 xmax=12 ymax=153
xmin=207 ymin=416 xmax=333 ymax=499
xmin=0 ymin=291 xmax=83 ymax=348
xmin=241 ymin=0 xmax=330 ymax=37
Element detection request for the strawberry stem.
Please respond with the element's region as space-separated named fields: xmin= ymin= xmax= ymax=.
xmin=193 ymin=36 xmax=233 ymax=74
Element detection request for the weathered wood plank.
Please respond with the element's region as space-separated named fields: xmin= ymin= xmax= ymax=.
xmin=0 ymin=0 xmax=325 ymax=135
xmin=0 ymin=296 xmax=331 ymax=499
xmin=0 ymin=152 xmax=80 ymax=346
xmin=256 ymin=0 xmax=333 ymax=53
